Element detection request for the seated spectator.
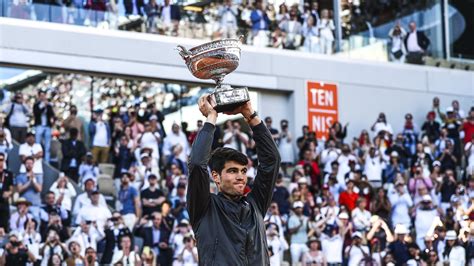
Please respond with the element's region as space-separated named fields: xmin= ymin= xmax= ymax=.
xmin=111 ymin=234 xmax=141 ymax=265
xmin=2 ymin=232 xmax=36 ymax=265
xmin=9 ymin=198 xmax=34 ymax=234
xmin=100 ymin=212 xmax=133 ymax=265
xmin=39 ymin=192 xmax=68 ymax=229
xmin=78 ymin=153 xmax=100 ymax=186
xmin=75 ymin=190 xmax=111 ymax=229
xmin=22 ymin=218 xmax=41 ymax=264
xmin=49 ymin=173 xmax=76 ymax=226
xmin=71 ymin=220 xmax=103 ymax=256
xmin=72 ymin=178 xmax=107 ymax=219
xmin=40 ymin=229 xmax=68 ymax=266
xmin=15 ymin=157 xmax=43 ymax=220
xmin=135 ymin=212 xmax=171 ymax=265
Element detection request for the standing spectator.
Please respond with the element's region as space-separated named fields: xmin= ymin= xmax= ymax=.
xmin=218 ymin=0 xmax=238 ymax=38
xmin=318 ymin=9 xmax=335 ymax=55
xmin=413 ymin=195 xmax=442 ymax=249
xmin=465 ymin=134 xmax=474 ymax=176
xmin=320 ymin=224 xmax=346 ymax=265
xmin=371 ymin=112 xmax=393 ymax=136
xmin=351 ymin=198 xmax=371 ymax=231
xmin=441 ymin=230 xmax=465 ymax=265
xmin=61 ymin=128 xmax=87 ymax=183
xmin=301 ymin=14 xmax=320 ymax=53
xmin=50 ymin=174 xmax=76 ymax=225
xmin=271 ymin=174 xmax=291 ymax=216
xmin=117 ymin=172 xmax=141 ymax=230
xmin=4 ymin=92 xmax=30 ymax=143
xmin=344 ymin=232 xmax=370 ymax=266
xmin=280 ymin=9 xmax=302 ymax=50
xmin=250 ymin=1 xmax=271 ymax=47
xmin=89 ymin=109 xmax=111 ymax=164
xmin=0 ymin=152 xmax=13 ymax=232
xmin=370 ymin=188 xmax=392 ymax=223
xmin=288 ymin=201 xmax=309 ymax=264
xmin=461 ymin=109 xmax=474 ymax=145
xmin=136 ymin=121 xmax=161 ymax=164
xmin=278 ymin=120 xmax=294 ymax=176
xmin=320 ymin=139 xmax=341 ymax=174
xmin=15 ymin=157 xmax=43 ymax=220
xmin=135 ymin=212 xmax=171 ymax=265
xmin=404 ymin=22 xmax=430 ymax=65
xmin=159 ymin=0 xmax=181 ymax=36
xmin=301 ymin=237 xmax=326 ymax=265
xmin=339 ymin=179 xmax=359 ymax=212
xmin=112 ymin=135 xmax=135 ymax=179
xmin=63 ymin=105 xmax=85 ymax=141
xmin=388 ymin=22 xmax=407 ymax=63
xmin=384 ymin=151 xmax=405 ymax=183
xmin=388 ymin=224 xmax=410 ymax=266
xmin=71 ymin=221 xmax=103 ymax=256
xmin=78 ymin=153 xmax=100 ymax=185
xmin=144 ymin=0 xmax=160 ymax=33
xmin=364 ymin=146 xmax=385 ymax=188
xmin=33 ymin=90 xmax=55 ymax=163
xmin=264 ymin=116 xmax=280 ymax=143
xmin=389 ymin=181 xmax=413 ymax=229
xmin=162 ymin=123 xmax=189 ymax=163
xmin=65 ymin=240 xmax=85 ymax=265
xmin=223 ymin=120 xmax=249 ymax=154
xmin=141 ymin=174 xmax=166 ymax=217
xmin=72 ymin=178 xmax=106 ymax=218
xmin=422 ymin=111 xmax=441 ymax=144
xmin=451 ymin=99 xmax=465 ymax=120
xmin=22 ymin=218 xmax=41 ymax=264
xmin=39 ymin=192 xmax=69 ymax=230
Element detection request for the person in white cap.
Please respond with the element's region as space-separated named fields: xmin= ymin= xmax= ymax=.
xmin=288 ymin=201 xmax=309 ymax=264
xmin=389 ymin=180 xmax=413 ymax=229
xmin=387 ymin=224 xmax=410 ymax=265
xmin=440 ymin=230 xmax=465 ymax=266
xmin=344 ymin=231 xmax=370 ymax=266
xmin=414 ymin=194 xmax=442 ymax=249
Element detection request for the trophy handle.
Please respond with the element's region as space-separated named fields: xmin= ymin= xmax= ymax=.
xmin=176 ymin=45 xmax=191 ymax=60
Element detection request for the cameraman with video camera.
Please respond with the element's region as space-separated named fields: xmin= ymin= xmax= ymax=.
xmin=1 ymin=233 xmax=36 ymax=265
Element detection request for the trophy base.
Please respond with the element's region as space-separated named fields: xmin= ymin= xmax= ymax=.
xmin=213 ymin=85 xmax=250 ymax=113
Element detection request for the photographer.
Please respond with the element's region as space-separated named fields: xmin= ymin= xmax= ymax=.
xmin=1 ymin=233 xmax=36 ymax=265
xmin=83 ymin=247 xmax=98 ymax=266
xmin=100 ymin=212 xmax=132 ymax=265
xmin=39 ymin=230 xmax=67 ymax=266
xmin=344 ymin=232 xmax=370 ymax=266
xmin=71 ymin=220 xmax=104 ymax=256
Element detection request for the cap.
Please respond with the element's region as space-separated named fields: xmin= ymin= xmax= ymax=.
xmin=307 ymin=236 xmax=318 ymax=244
xmin=15 ymin=197 xmax=32 ymax=206
xmin=86 ymin=152 xmax=93 ymax=157
xmin=338 ymin=212 xmax=349 ymax=220
xmin=178 ymin=219 xmax=190 ymax=227
xmin=450 ymin=195 xmax=459 ymax=203
xmin=432 ymin=161 xmax=441 ymax=167
xmin=148 ymin=174 xmax=158 ymax=180
xmin=293 ymin=201 xmax=304 ymax=209
xmin=93 ymin=108 xmax=104 ymax=114
xmin=394 ymin=224 xmax=409 ymax=234
xmin=390 ymin=151 xmax=399 ymax=157
xmin=445 ymin=230 xmax=457 ymax=240
xmin=446 ymin=106 xmax=454 ymax=113
xmin=322 ymin=184 xmax=329 ymax=190
xmin=298 ymin=177 xmax=308 ymax=184
xmin=177 ymin=183 xmax=186 ymax=189
xmin=422 ymin=194 xmax=432 ymax=202
xmin=351 ymin=231 xmax=362 ymax=239
xmin=140 ymin=153 xmax=150 ymax=159
xmin=149 ymin=115 xmax=158 ymax=121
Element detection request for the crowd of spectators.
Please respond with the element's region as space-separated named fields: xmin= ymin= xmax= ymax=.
xmin=0 ymin=70 xmax=473 ymax=265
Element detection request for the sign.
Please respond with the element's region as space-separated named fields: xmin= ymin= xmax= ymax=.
xmin=307 ymin=81 xmax=339 ymax=140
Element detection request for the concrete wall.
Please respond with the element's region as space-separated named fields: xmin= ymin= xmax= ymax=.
xmin=1 ymin=17 xmax=474 ymax=142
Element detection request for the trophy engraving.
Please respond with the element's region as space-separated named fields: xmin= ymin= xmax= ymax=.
xmin=177 ymin=36 xmax=250 ymax=113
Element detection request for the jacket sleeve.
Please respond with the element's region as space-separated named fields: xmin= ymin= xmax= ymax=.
xmin=248 ymin=122 xmax=281 ymax=216
xmin=186 ymin=122 xmax=215 ymax=228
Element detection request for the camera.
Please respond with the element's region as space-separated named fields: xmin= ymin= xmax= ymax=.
xmin=11 ymin=241 xmax=20 ymax=247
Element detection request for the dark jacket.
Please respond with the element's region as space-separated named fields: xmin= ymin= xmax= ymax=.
xmin=187 ymin=122 xmax=281 ymax=266
xmin=160 ymin=4 xmax=181 ymax=21
xmin=33 ymin=101 xmax=55 ymax=127
xmin=61 ymin=139 xmax=87 ymax=171
xmin=134 ymin=225 xmax=171 ymax=248
xmin=100 ymin=226 xmax=133 ymax=264
xmin=88 ymin=120 xmax=111 ymax=147
xmin=404 ymin=31 xmax=430 ymax=52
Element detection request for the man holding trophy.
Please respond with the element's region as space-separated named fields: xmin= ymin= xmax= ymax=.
xmin=179 ymin=37 xmax=281 ymax=264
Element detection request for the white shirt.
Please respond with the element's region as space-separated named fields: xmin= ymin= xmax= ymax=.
xmin=415 ymin=208 xmax=438 ymax=241
xmin=162 ymin=5 xmax=171 ymax=25
xmin=372 ymin=122 xmax=393 ymax=135
xmin=364 ymin=156 xmax=385 ymax=182
xmin=163 ymin=132 xmax=190 ymax=162
xmin=320 ymin=206 xmax=340 ymax=225
xmin=442 ymin=245 xmax=466 ymax=266
xmin=388 ymin=188 xmax=413 ymax=227
xmin=407 ymin=32 xmax=423 ymax=52
xmin=223 ymin=131 xmax=249 ymax=154
xmin=181 ymin=247 xmax=198 ymax=265
xmin=267 ymin=236 xmax=283 ymax=266
xmin=72 ymin=192 xmax=107 ymax=218
xmin=321 ymin=148 xmax=341 ymax=173
xmin=93 ymin=121 xmax=108 ymax=147
xmin=351 ymin=208 xmax=371 ymax=231
xmin=346 ymin=245 xmax=370 ymax=266
xmin=321 ymin=234 xmax=343 ymax=263
xmin=138 ymin=132 xmax=161 ymax=160
xmin=5 ymin=103 xmax=29 ymax=127
xmin=337 ymin=154 xmax=357 ymax=184
xmin=112 ymin=250 xmax=140 ymax=265
xmin=19 ymin=143 xmax=43 ymax=174
xmin=75 ymin=203 xmax=112 ymax=230
xmin=49 ymin=182 xmax=77 ymax=211
xmin=72 ymin=227 xmax=103 ymax=256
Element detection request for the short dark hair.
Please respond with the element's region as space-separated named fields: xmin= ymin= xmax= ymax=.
xmin=69 ymin=128 xmax=79 ymax=138
xmin=209 ymin=147 xmax=248 ymax=174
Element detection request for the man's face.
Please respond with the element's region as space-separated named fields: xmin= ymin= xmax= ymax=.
xmin=46 ymin=194 xmax=55 ymax=205
xmin=39 ymin=92 xmax=47 ymax=102
xmin=121 ymin=175 xmax=130 ymax=185
xmin=172 ymin=124 xmax=180 ymax=134
xmin=25 ymin=159 xmax=34 ymax=171
xmin=265 ymin=118 xmax=272 ymax=128
xmin=152 ymin=214 xmax=162 ymax=228
xmin=91 ymin=194 xmax=100 ymax=205
xmin=294 ymin=207 xmax=303 ymax=215
xmin=85 ymin=180 xmax=95 ymax=192
xmin=197 ymin=121 xmax=203 ymax=128
xmin=409 ymin=22 xmax=416 ymax=32
xmin=121 ymin=237 xmax=131 ymax=250
xmin=233 ymin=122 xmax=241 ymax=131
xmin=212 ymin=161 xmax=248 ymax=197
xmin=433 ymin=97 xmax=439 ymax=107
xmin=26 ymin=135 xmax=35 ymax=145
xmin=18 ymin=203 xmax=28 ymax=213
xmin=149 ymin=177 xmax=157 ymax=187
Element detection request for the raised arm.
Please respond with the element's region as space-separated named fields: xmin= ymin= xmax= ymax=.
xmin=187 ymin=95 xmax=217 ymax=228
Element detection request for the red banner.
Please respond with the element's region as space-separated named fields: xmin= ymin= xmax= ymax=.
xmin=307 ymin=81 xmax=339 ymax=140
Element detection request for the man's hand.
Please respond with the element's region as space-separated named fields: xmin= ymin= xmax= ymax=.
xmin=224 ymin=101 xmax=261 ymax=126
xmin=198 ymin=95 xmax=217 ymax=124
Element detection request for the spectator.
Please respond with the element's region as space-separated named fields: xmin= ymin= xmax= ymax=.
xmin=72 ymin=178 xmax=106 ymax=218
xmin=33 ymin=90 xmax=55 ymax=163
xmin=388 ymin=224 xmax=410 ymax=266
xmin=250 ymin=1 xmax=271 ymax=47
xmin=441 ymin=230 xmax=465 ymax=265
xmin=162 ymin=123 xmax=189 ymax=163
xmin=388 ymin=22 xmax=407 ymax=63
xmin=22 ymin=218 xmax=41 ymax=264
xmin=351 ymin=197 xmax=371 ymax=231
xmin=384 ymin=151 xmax=405 ymax=183
xmin=421 ymin=111 xmax=441 ymax=144
xmin=318 ymin=9 xmax=335 ymax=55
xmin=413 ymin=195 xmax=442 ymax=249
xmin=218 ymin=0 xmax=238 ymax=39
xmin=136 ymin=121 xmax=160 ymax=163
xmin=78 ymin=153 xmax=100 ymax=185
xmin=301 ymin=237 xmax=326 ymax=265
xmin=176 ymin=235 xmax=198 ymax=266
xmin=65 ymin=240 xmax=85 ymax=265
xmin=301 ymin=14 xmax=320 ymax=53
xmin=344 ymin=231 xmax=370 ymax=266
xmin=404 ymin=21 xmax=430 ymax=64
xmin=0 ymin=152 xmax=13 ymax=232
xmin=100 ymin=212 xmax=133 ymax=264
xmin=280 ymin=9 xmax=302 ymax=50
xmin=4 ymin=92 xmax=30 ymax=143
xmin=19 ymin=133 xmax=44 ymax=174
xmin=71 ymin=221 xmax=103 ymax=256
xmin=278 ymin=120 xmax=294 ymax=176
xmin=40 ymin=230 xmax=67 ymax=266
xmin=89 ymin=109 xmax=111 ymax=164
xmin=39 ymin=192 xmax=69 ymax=230
xmin=63 ymin=105 xmax=85 ymax=141
xmin=271 ymin=174 xmax=291 ymax=216
xmin=117 ymin=172 xmax=141 ymax=230
xmin=141 ymin=174 xmax=166 ymax=217
xmin=288 ymin=201 xmax=309 ymax=264
xmin=363 ymin=146 xmax=385 ymax=188
xmin=113 ymin=134 xmax=135 ymax=178
xmin=75 ymin=190 xmax=111 ymax=229
xmin=144 ymin=0 xmax=160 ymax=33
xmin=466 ymin=134 xmax=474 ymax=176
xmin=9 ymin=198 xmax=34 ymax=234
xmin=15 ymin=157 xmax=43 ymax=220
xmin=371 ymin=112 xmax=393 ymax=136
xmin=389 ymin=181 xmax=413 ymax=229
xmin=223 ymin=120 xmax=249 ymax=154
xmin=49 ymin=174 xmax=77 ymax=226
xmin=1 ymin=233 xmax=36 ymax=265
xmin=61 ymin=128 xmax=87 ymax=183
xmin=136 ymin=152 xmax=160 ymax=191
xmin=135 ymin=212 xmax=171 ymax=265
xmin=159 ymin=0 xmax=181 ymax=36
xmin=111 ymin=234 xmax=141 ymax=265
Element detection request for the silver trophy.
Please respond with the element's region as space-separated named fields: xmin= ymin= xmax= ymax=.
xmin=177 ymin=36 xmax=250 ymax=113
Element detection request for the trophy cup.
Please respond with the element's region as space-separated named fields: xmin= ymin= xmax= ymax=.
xmin=176 ymin=36 xmax=250 ymax=113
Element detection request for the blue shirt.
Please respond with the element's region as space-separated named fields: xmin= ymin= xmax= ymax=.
xmin=119 ymin=186 xmax=138 ymax=215
xmin=14 ymin=173 xmax=43 ymax=206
